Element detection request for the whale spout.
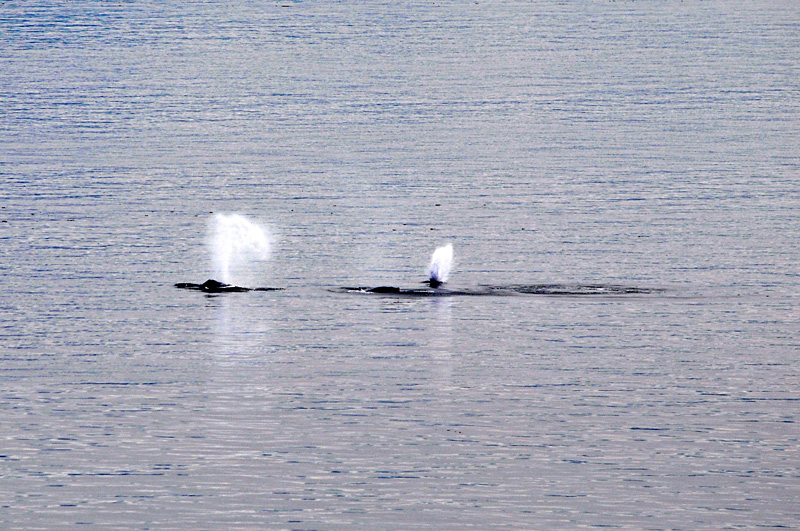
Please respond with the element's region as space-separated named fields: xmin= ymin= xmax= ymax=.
xmin=210 ymin=213 xmax=272 ymax=285
xmin=427 ymin=243 xmax=453 ymax=286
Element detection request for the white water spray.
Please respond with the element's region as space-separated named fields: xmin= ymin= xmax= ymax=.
xmin=209 ymin=213 xmax=272 ymax=285
xmin=427 ymin=243 xmax=454 ymax=285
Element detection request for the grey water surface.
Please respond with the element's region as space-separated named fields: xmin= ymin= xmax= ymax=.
xmin=2 ymin=1 xmax=799 ymax=529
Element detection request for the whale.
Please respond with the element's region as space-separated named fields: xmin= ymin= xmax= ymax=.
xmin=338 ymin=283 xmax=663 ymax=297
xmin=340 ymin=280 xmax=486 ymax=296
xmin=175 ymin=279 xmax=281 ymax=293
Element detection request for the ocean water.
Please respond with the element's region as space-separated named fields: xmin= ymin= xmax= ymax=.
xmin=2 ymin=1 xmax=799 ymax=529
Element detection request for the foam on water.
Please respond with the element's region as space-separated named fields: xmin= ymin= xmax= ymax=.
xmin=209 ymin=213 xmax=272 ymax=285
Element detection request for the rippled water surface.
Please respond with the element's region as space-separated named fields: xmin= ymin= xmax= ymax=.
xmin=2 ymin=1 xmax=799 ymax=529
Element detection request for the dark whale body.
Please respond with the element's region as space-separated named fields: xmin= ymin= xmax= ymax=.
xmin=486 ymin=284 xmax=662 ymax=296
xmin=175 ymin=279 xmax=281 ymax=293
xmin=339 ymin=283 xmax=662 ymax=297
xmin=340 ymin=285 xmax=485 ymax=297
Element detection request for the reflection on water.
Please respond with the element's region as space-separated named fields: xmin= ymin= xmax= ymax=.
xmin=211 ymin=295 xmax=275 ymax=358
